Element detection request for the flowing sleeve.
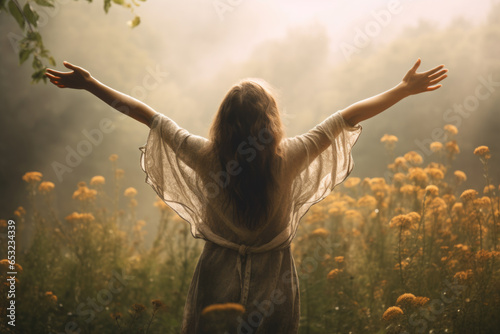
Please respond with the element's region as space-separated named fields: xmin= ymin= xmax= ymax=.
xmin=139 ymin=113 xmax=209 ymax=239
xmin=283 ymin=110 xmax=362 ymax=232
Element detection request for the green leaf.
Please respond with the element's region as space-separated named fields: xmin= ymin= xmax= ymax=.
xmin=31 ymin=68 xmax=48 ymax=83
xmin=27 ymin=31 xmax=42 ymax=43
xmin=127 ymin=15 xmax=140 ymax=28
xmin=34 ymin=0 xmax=54 ymax=8
xmin=32 ymin=56 xmax=43 ymax=70
xmin=8 ymin=0 xmax=25 ymax=29
xmin=0 ymin=0 xmax=7 ymax=12
xmin=104 ymin=0 xmax=111 ymax=13
xmin=23 ymin=3 xmax=39 ymax=27
xmin=19 ymin=48 xmax=33 ymax=65
xmin=112 ymin=0 xmax=124 ymax=5
xmin=48 ymin=56 xmax=56 ymax=66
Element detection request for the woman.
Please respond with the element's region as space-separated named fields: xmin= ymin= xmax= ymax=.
xmin=45 ymin=59 xmax=447 ymax=333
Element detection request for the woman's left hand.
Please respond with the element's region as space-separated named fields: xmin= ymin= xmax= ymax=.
xmin=401 ymin=58 xmax=448 ymax=95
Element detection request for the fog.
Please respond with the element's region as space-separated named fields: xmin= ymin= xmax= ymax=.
xmin=1 ymin=0 xmax=499 ymax=242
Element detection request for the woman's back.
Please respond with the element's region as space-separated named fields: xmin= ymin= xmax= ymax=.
xmin=140 ymin=109 xmax=361 ymax=333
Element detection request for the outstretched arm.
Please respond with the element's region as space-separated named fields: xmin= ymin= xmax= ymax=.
xmin=340 ymin=59 xmax=448 ymax=126
xmin=45 ymin=62 xmax=157 ymax=127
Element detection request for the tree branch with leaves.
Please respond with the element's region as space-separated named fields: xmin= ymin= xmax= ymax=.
xmin=0 ymin=0 xmax=146 ymax=83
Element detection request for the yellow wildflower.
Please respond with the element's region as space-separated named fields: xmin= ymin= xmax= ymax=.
xmin=400 ymin=184 xmax=416 ymax=195
xmin=412 ymin=296 xmax=430 ymax=307
xmin=327 ymin=268 xmax=343 ymax=280
xmin=473 ymin=145 xmax=491 ymax=159
xmin=0 ymin=259 xmax=10 ymax=271
xmin=22 ymin=171 xmax=43 ymax=184
xmin=389 ymin=214 xmax=412 ymax=229
xmin=357 ymin=195 xmax=377 ymax=209
xmin=454 ymin=170 xmax=467 ymax=183
xmin=460 ymin=189 xmax=478 ymax=202
xmin=38 ymin=181 xmax=55 ymax=194
xmin=443 ymin=194 xmax=456 ymax=207
xmin=444 ymin=124 xmax=458 ymax=135
xmin=404 ymin=151 xmax=423 ymax=165
xmin=483 ymin=185 xmax=495 ymax=194
xmin=382 ymin=306 xmax=403 ymax=321
xmin=454 ymin=244 xmax=469 ymax=251
xmin=474 ymin=196 xmax=491 ymax=210
xmin=328 ymin=206 xmax=343 ymax=217
xmin=72 ymin=182 xmax=97 ymax=201
xmin=426 ymin=168 xmax=444 ymax=181
xmin=0 ymin=219 xmax=7 ymax=228
xmin=14 ymin=206 xmax=26 ymax=217
xmin=45 ymin=291 xmax=58 ymax=303
xmin=311 ymin=228 xmax=330 ymax=238
xmin=65 ymin=212 xmax=95 ymax=222
xmin=344 ymin=210 xmax=363 ymax=223
xmin=124 ymin=187 xmax=138 ymax=198
xmin=90 ymin=176 xmax=105 ymax=186
xmin=344 ymin=177 xmax=361 ymax=188
xmin=201 ymin=303 xmax=245 ymax=317
xmin=396 ymin=293 xmax=416 ymax=307
xmin=428 ymin=197 xmax=447 ymax=214
xmin=445 ymin=140 xmax=460 ymax=155
xmin=393 ymin=173 xmax=406 ymax=185
xmin=407 ymin=212 xmax=421 ymax=225
xmin=394 ymin=157 xmax=408 ymax=170
xmin=475 ymin=250 xmax=494 ymax=262
xmin=380 ymin=134 xmax=398 ymax=149
xmin=409 ymin=168 xmax=428 ymax=185
xmin=430 ymin=142 xmax=443 ymax=152
xmin=454 ymin=269 xmax=473 ymax=281
xmin=334 ymin=256 xmax=344 ymax=264
xmin=425 ymin=185 xmax=439 ymax=196
xmin=109 ymin=154 xmax=118 ymax=162
xmin=369 ymin=178 xmax=388 ymax=194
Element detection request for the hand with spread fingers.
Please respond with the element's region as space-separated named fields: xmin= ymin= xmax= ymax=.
xmin=401 ymin=58 xmax=448 ymax=95
xmin=340 ymin=58 xmax=449 ymax=126
xmin=44 ymin=60 xmax=157 ymax=127
xmin=45 ymin=61 xmax=93 ymax=90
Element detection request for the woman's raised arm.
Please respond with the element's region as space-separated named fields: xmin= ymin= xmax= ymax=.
xmin=45 ymin=61 xmax=157 ymax=127
xmin=340 ymin=59 xmax=448 ymax=126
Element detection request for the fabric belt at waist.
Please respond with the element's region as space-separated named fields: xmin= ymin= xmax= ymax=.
xmin=199 ymin=225 xmax=292 ymax=305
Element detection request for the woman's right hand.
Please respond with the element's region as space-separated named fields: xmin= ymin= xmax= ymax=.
xmin=45 ymin=61 xmax=93 ymax=90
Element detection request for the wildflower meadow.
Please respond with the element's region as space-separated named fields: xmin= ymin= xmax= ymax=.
xmin=1 ymin=125 xmax=499 ymax=334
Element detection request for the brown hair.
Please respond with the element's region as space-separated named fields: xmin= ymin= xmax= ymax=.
xmin=204 ymin=79 xmax=285 ymax=230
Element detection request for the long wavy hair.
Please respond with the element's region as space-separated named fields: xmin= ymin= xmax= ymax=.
xmin=203 ymin=79 xmax=285 ymax=230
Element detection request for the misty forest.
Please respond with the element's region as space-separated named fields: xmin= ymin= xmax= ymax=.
xmin=1 ymin=0 xmax=499 ymax=333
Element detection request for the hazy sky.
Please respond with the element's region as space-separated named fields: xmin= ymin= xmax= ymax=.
xmin=129 ymin=0 xmax=496 ymax=78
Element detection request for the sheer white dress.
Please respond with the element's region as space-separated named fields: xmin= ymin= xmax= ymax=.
xmin=139 ymin=110 xmax=361 ymax=333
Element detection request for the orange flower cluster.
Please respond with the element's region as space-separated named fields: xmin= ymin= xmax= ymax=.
xmin=22 ymin=171 xmax=43 ymax=184
xmin=72 ymin=182 xmax=97 ymax=201
xmin=201 ymin=303 xmax=245 ymax=317
xmin=382 ymin=306 xmax=403 ymax=321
